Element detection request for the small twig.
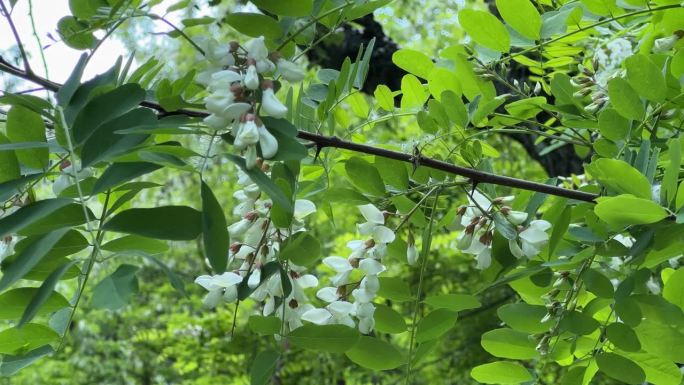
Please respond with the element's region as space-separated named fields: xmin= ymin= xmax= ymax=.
xmin=0 ymin=0 xmax=32 ymax=74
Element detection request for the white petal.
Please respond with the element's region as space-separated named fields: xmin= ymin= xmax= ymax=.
xmin=359 ymin=259 xmax=385 ymax=276
xmin=294 ymin=200 xmax=317 ymax=220
xmin=301 ymin=308 xmax=333 ymax=325
xmin=358 ymin=204 xmax=384 ymax=224
xmin=521 ymin=241 xmax=541 ymax=258
xmin=358 ymin=316 xmax=375 ymax=334
xmin=257 ymin=124 xmax=278 ymax=159
xmin=360 ymin=275 xmax=380 ymax=293
xmin=323 ymin=256 xmax=352 ymax=272
xmin=212 ymin=272 xmax=243 ymax=288
xmin=357 ymin=221 xmax=376 ymax=236
xmin=247 ymin=269 xmax=261 ymax=289
xmin=330 ymin=271 xmax=351 ymax=287
xmin=519 ymin=227 xmax=549 ymax=244
xmin=475 ymin=248 xmax=491 ymax=270
xmin=223 ymin=285 xmax=238 ymax=303
xmin=353 ymin=302 xmax=376 ymax=318
xmin=261 ymin=89 xmax=288 ymax=118
xmin=316 ymin=287 xmax=339 ymax=303
xmin=530 ymin=219 xmax=552 ymax=232
xmin=211 ymin=70 xmax=242 ymax=85
xmin=507 ymin=211 xmax=528 ymax=225
xmin=244 ymin=65 xmax=259 ymax=90
xmin=194 ymin=275 xmax=216 ymax=291
xmin=202 ymin=290 xmax=223 ymax=309
xmin=296 ymin=274 xmax=319 ymax=289
xmin=222 ymin=102 xmax=252 ymax=120
xmin=327 ymin=301 xmax=354 ymax=317
xmin=372 ymin=226 xmax=395 ymax=243
xmin=508 ymin=239 xmax=524 ymax=259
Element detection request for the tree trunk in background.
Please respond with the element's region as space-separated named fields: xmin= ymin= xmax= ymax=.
xmin=304 ymin=14 xmax=587 ymax=177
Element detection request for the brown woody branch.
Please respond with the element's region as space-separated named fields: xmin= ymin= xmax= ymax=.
xmin=0 ymin=56 xmax=598 ymax=203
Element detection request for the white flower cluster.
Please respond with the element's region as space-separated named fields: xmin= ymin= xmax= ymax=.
xmin=453 ymin=191 xmax=551 ymax=269
xmin=0 ymin=201 xmax=21 ymax=265
xmin=194 ymin=166 xmax=319 ymax=333
xmin=198 ymin=36 xmax=306 ymax=169
xmin=301 ymin=204 xmax=395 ymax=334
xmin=593 ymin=37 xmax=633 ymax=86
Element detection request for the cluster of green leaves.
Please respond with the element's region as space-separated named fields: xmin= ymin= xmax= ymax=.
xmin=2 ymin=0 xmax=684 ymax=384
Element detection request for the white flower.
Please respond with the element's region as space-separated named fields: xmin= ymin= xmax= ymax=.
xmin=518 ymin=220 xmax=551 ymax=258
xmin=294 ymin=200 xmax=316 ymax=220
xmin=0 ymin=236 xmax=17 ymax=263
xmin=245 ymin=36 xmax=275 ymax=73
xmin=322 ymin=256 xmax=353 ymax=287
xmin=504 ymin=210 xmax=528 ymax=225
xmin=257 ymin=123 xmax=278 ymax=158
xmin=205 ymin=89 xmax=236 ymax=115
xmin=475 ymin=247 xmax=491 ymax=270
xmin=234 ymin=120 xmax=260 ymax=149
xmin=301 ymin=301 xmax=355 ymax=328
xmin=203 ymin=114 xmax=230 ymax=130
xmin=199 ymin=37 xmax=234 ymax=67
xmin=261 ymin=88 xmax=288 ymax=118
xmin=407 ymin=241 xmax=419 ymax=265
xmin=244 ymin=64 xmax=260 ymax=90
xmin=276 ymin=58 xmax=306 ymax=82
xmin=316 ymin=286 xmax=340 ymax=303
xmin=194 ymin=272 xmax=243 ymax=308
xmin=359 ymin=258 xmax=385 ymax=275
xmin=210 ymin=70 xmax=242 ymax=89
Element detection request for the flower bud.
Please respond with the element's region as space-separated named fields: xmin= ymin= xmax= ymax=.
xmin=406 ymin=232 xmax=418 ymax=266
xmin=244 ymin=64 xmax=260 ymax=90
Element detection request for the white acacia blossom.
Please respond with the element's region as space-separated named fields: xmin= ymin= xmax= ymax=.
xmin=455 ymin=191 xmax=551 ymax=269
xmin=200 ymin=36 xmax=303 ymax=169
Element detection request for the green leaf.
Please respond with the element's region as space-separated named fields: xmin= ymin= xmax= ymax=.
xmin=251 ymin=0 xmax=312 ymax=16
xmin=400 ymin=74 xmax=428 ymax=110
xmin=18 ymin=261 xmax=77 ymax=327
xmin=458 ymin=10 xmax=510 ymax=53
xmin=6 ymin=106 xmax=48 ymax=170
xmin=496 ymin=0 xmax=542 ymax=40
xmin=497 ymin=303 xmax=552 ymax=334
xmin=224 ymin=13 xmax=283 ymax=39
xmin=201 ymin=181 xmax=229 ymax=273
xmin=415 ymin=308 xmax=458 ymax=343
xmin=56 ymin=53 xmax=88 ymax=107
xmin=662 ymin=138 xmax=681 ymax=206
xmin=91 ymin=264 xmax=139 ymax=310
xmin=92 ymin=162 xmax=162 ymax=195
xmin=392 ymin=49 xmax=435 ymax=79
xmin=18 ymin=204 xmax=95 ymax=236
xmin=598 ymin=109 xmax=630 ymax=141
xmin=423 ymin=294 xmax=481 ymax=313
xmin=0 ymin=344 xmax=54 ymax=376
xmin=0 ymin=288 xmax=69 ymax=321
xmin=0 ymin=174 xmax=41 ymax=202
xmin=345 ymin=156 xmax=386 ymax=196
xmin=605 ymin=322 xmax=641 ymax=352
xmin=0 ymin=324 xmax=59 ymax=355
xmin=583 ymin=269 xmax=614 ymax=298
xmin=374 ymin=84 xmax=395 ymax=111
xmin=559 ymin=311 xmax=599 ymax=335
xmin=226 ymin=154 xmax=293 ymax=213
xmin=481 ymin=328 xmax=538 ymax=359
xmin=101 ymin=235 xmax=168 ymax=255
xmin=0 ymin=133 xmax=21 ymax=184
xmin=81 ymin=108 xmax=154 ymax=167
xmin=344 ymin=337 xmax=404 ymax=370
xmin=104 ymin=206 xmax=202 ymax=240
xmin=57 ymin=16 xmax=96 ymax=50
xmin=0 ymin=229 xmax=69 ymax=292
xmin=625 ymin=54 xmax=666 ymax=102
xmin=427 ymin=68 xmax=462 ymax=100
xmin=615 ymin=297 xmax=642 ymax=327
xmin=470 ymin=361 xmax=533 ymax=384
xmin=581 ymin=0 xmax=617 ymax=16
xmin=279 ymin=231 xmax=320 ymax=266
xmin=607 ymin=77 xmax=644 ymax=121
xmin=595 ymin=195 xmax=668 ymax=226
xmin=377 ymin=277 xmax=412 ymax=302
xmin=287 ymin=324 xmax=360 ymax=353
xmin=621 ymin=351 xmax=682 ymax=385
xmin=663 ymin=267 xmax=684 ymax=312
xmin=587 ymin=158 xmax=651 ymax=199
xmin=69 ymin=0 xmax=106 ymax=19
xmin=247 ymin=316 xmax=281 ymax=336
xmin=375 ymin=157 xmax=409 ymax=191
xmin=373 ymin=304 xmax=407 ymax=334
xmin=250 ymin=350 xmax=279 ymax=385
xmin=596 ymin=352 xmax=646 ymax=384
xmin=71 ymin=83 xmax=145 ymax=144
xmin=441 ymin=90 xmax=468 ymax=129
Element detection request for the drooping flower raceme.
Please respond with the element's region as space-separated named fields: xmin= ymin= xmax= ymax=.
xmin=199 ymin=35 xmax=304 ymax=168
xmin=302 ymin=204 xmax=394 ymax=334
xmin=455 ymin=191 xmax=551 ymax=269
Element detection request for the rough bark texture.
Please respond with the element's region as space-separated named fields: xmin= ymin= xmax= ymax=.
xmin=304 ymin=14 xmax=586 ymax=177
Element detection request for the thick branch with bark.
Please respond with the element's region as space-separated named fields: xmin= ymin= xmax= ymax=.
xmin=0 ymin=57 xmax=598 ymax=202
xmin=304 ymin=13 xmax=587 ymax=177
